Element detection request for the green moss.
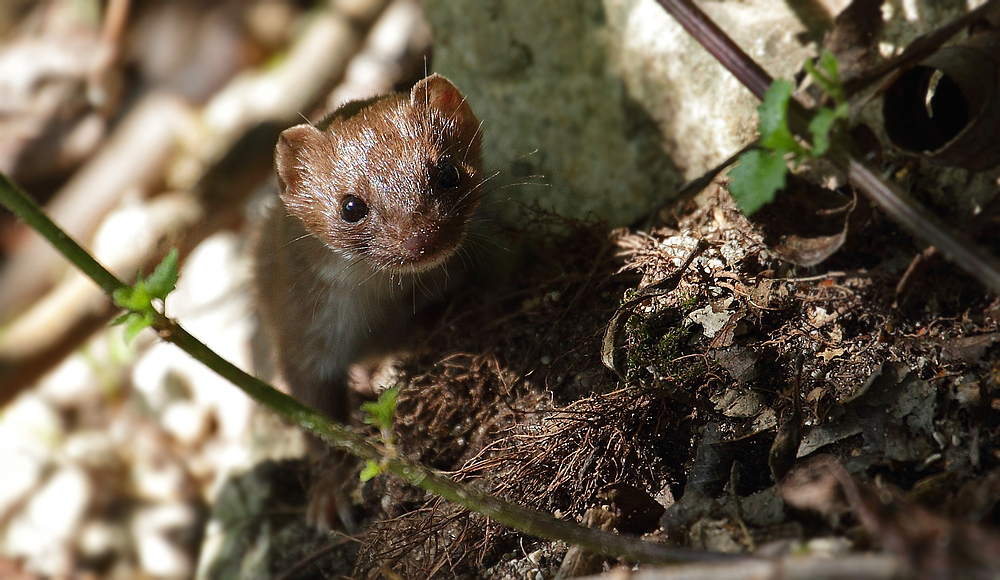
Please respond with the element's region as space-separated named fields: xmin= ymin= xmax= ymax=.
xmin=619 ymin=287 xmax=717 ymax=386
xmin=624 ymin=315 xmax=695 ymax=381
xmin=679 ymin=291 xmax=698 ymax=311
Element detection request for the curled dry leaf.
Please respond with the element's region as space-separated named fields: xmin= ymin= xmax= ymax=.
xmin=749 ymin=175 xmax=857 ymax=267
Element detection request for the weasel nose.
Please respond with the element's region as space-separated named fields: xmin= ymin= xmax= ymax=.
xmin=402 ymin=230 xmax=439 ymax=257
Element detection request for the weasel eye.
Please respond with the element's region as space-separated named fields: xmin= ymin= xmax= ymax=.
xmin=436 ymin=159 xmax=461 ymax=190
xmin=340 ymin=195 xmax=368 ymax=223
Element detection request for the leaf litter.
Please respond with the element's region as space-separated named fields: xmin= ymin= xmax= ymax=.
xmin=347 ymin=182 xmax=1000 ymax=578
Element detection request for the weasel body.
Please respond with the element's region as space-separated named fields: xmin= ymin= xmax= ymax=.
xmin=253 ymin=74 xmax=483 ymax=527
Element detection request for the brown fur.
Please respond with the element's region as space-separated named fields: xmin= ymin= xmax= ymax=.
xmin=252 ymin=76 xmax=483 ymax=530
xmin=254 ymin=74 xmax=483 ymax=421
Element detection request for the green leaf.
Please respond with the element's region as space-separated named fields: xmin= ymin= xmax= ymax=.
xmin=113 ymin=284 xmax=152 ymax=312
xmin=110 ymin=312 xmax=132 ymax=326
xmin=112 ymin=287 xmax=133 ymax=310
xmin=145 ymin=248 xmax=179 ymax=300
xmin=122 ymin=312 xmax=153 ymax=343
xmin=362 ymin=385 xmax=400 ymax=432
xmin=359 ymin=460 xmax=383 ymax=482
xmin=819 ymin=50 xmax=840 ymax=83
xmin=804 ymin=50 xmax=845 ymax=104
xmin=111 ymin=249 xmax=180 ymax=336
xmin=808 ymin=102 xmax=849 ymax=157
xmin=758 ymin=80 xmax=801 ymax=153
xmin=728 ymin=149 xmax=788 ymax=215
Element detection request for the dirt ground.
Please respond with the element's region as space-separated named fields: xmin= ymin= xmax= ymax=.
xmin=317 ymin=181 xmax=1000 ymax=578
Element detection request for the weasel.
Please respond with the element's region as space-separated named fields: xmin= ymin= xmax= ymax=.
xmin=253 ymin=74 xmax=483 ymax=530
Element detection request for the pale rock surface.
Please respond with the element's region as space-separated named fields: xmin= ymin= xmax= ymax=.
xmin=603 ymin=0 xmax=812 ymax=176
xmin=425 ymin=0 xmax=681 ymax=227
xmin=132 ymin=503 xmax=201 ymax=579
xmin=133 ymin=233 xmax=256 ymax=445
xmin=3 ymin=465 xmax=91 ymax=577
xmin=424 ymin=0 xmax=814 ymax=227
xmin=36 ymin=348 xmax=110 ymax=408
xmin=0 ymin=393 xmax=60 ymax=521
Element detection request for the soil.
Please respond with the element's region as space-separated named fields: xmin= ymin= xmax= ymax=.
xmin=309 ymin=184 xmax=1000 ymax=578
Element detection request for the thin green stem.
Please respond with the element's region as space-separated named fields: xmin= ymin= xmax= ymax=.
xmin=0 ymin=174 xmax=124 ymax=296
xmin=165 ymin=319 xmax=736 ymax=564
xmin=0 ymin=171 xmax=745 ymax=565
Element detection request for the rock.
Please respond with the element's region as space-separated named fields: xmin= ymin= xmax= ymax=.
xmin=3 ymin=466 xmax=91 ymax=577
xmin=124 ymin=425 xmax=192 ymax=503
xmin=162 ymin=400 xmax=211 ymax=446
xmin=425 ymin=0 xmax=681 ymax=228
xmin=604 ymin=0 xmax=812 ymax=176
xmin=132 ymin=503 xmax=203 ymax=579
xmin=133 ymin=233 xmax=256 ymax=441
xmin=195 ymin=459 xmax=350 ymax=580
xmin=36 ymin=350 xmax=106 ymax=409
xmin=77 ymin=519 xmax=129 ymax=568
xmin=423 ymin=0 xmax=815 ymax=228
xmin=63 ymin=429 xmax=118 ymax=469
xmin=0 ymin=394 xmax=58 ymax=521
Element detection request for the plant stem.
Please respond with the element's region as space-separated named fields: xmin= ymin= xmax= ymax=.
xmin=654 ymin=0 xmax=772 ymax=101
xmin=844 ymin=159 xmax=1000 ymax=292
xmin=0 ymin=174 xmax=124 ymax=296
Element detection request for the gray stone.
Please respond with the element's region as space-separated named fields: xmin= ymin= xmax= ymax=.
xmin=424 ymin=0 xmax=814 ymax=228
xmin=425 ymin=0 xmax=681 ymax=228
xmin=196 ymin=459 xmax=353 ymax=580
xmin=604 ymin=0 xmax=812 ymax=176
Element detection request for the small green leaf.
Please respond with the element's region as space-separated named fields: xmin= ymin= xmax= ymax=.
xmin=758 ymin=80 xmax=801 ymax=153
xmin=362 ymin=385 xmax=400 ymax=432
xmin=808 ymin=108 xmax=837 ymax=157
xmin=728 ymin=149 xmax=788 ymax=215
xmin=804 ymin=50 xmax=845 ymax=104
xmin=819 ymin=50 xmax=840 ymax=83
xmin=145 ymin=249 xmax=179 ymax=300
xmin=359 ymin=460 xmax=383 ymax=482
xmin=113 ymin=283 xmax=154 ymax=312
xmin=122 ymin=312 xmax=153 ymax=343
xmin=112 ymin=249 xmax=180 ymax=337
xmin=110 ymin=312 xmax=132 ymax=326
xmin=808 ymin=102 xmax=849 ymax=157
xmin=113 ymin=286 xmax=134 ymax=309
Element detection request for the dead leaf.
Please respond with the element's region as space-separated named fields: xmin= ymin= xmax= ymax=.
xmin=784 ymin=457 xmax=1000 ymax=577
xmin=595 ymin=482 xmax=666 ymax=534
xmin=817 ymin=347 xmax=845 ymax=362
xmin=940 ymin=333 xmax=1000 ymax=364
xmin=709 ymin=346 xmax=758 ymax=383
xmin=751 ymin=177 xmax=856 ymax=267
xmin=823 ymin=0 xmax=884 ymax=81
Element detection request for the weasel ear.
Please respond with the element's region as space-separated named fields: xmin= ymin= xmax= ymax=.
xmin=275 ymin=123 xmax=325 ymax=197
xmin=411 ymin=74 xmax=477 ymax=128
